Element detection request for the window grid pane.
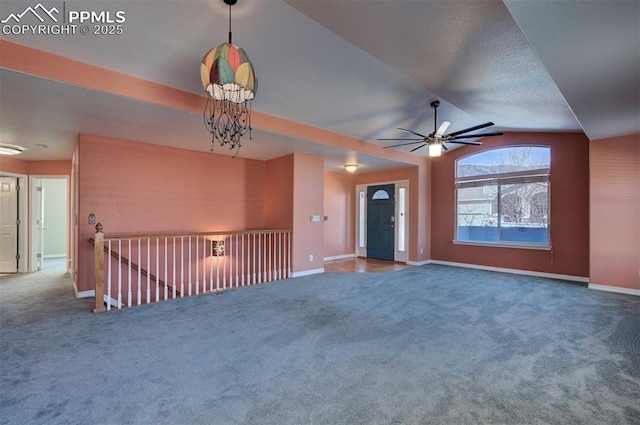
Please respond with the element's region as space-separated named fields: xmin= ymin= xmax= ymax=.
xmin=499 ymin=182 xmax=548 ymax=244
xmin=457 ymin=185 xmax=498 ymax=242
xmin=455 ymin=146 xmax=550 ymax=247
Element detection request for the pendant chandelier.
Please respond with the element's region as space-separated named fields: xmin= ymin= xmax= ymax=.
xmin=200 ymin=0 xmax=257 ymax=156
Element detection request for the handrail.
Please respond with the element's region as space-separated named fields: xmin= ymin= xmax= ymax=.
xmin=103 ymin=228 xmax=292 ymax=242
xmin=91 ymin=223 xmax=292 ymax=313
xmin=88 ymin=237 xmax=180 ymax=296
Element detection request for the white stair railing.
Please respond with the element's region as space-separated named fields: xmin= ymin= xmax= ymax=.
xmin=91 ymin=224 xmax=292 ymax=312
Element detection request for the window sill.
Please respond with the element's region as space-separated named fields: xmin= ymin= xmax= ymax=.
xmin=453 ymin=240 xmax=552 ymax=251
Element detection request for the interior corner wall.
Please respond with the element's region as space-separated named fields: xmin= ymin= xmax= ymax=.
xmin=354 ymin=165 xmax=428 ymax=263
xmin=419 ymin=159 xmax=431 ymax=261
xmin=76 ymin=134 xmax=266 ymax=292
xmin=292 ymin=153 xmax=324 ymax=273
xmin=431 ymin=132 xmax=590 ymax=277
xmin=590 ymin=134 xmax=640 ymax=291
xmin=323 ymin=171 xmax=355 ymax=259
xmin=264 ymin=155 xmax=294 ymax=229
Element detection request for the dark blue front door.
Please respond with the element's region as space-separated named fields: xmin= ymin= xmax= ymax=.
xmin=367 ymin=184 xmax=395 ymax=261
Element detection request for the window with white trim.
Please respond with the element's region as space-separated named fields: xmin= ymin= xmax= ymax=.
xmin=455 ymin=146 xmax=551 ymax=248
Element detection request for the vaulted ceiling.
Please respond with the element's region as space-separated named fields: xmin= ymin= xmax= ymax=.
xmin=1 ymin=0 xmax=638 ymax=171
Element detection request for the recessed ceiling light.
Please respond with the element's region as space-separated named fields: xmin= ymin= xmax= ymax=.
xmin=0 ymin=143 xmax=25 ymax=156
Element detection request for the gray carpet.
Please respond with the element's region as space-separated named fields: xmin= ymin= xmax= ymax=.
xmin=1 ymin=265 xmax=639 ymax=425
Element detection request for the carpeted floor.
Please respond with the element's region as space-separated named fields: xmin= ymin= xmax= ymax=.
xmin=1 ymin=265 xmax=639 ymax=425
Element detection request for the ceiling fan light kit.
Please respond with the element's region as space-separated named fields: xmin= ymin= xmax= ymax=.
xmin=428 ymin=143 xmax=442 ymax=157
xmin=379 ymin=99 xmax=503 ymax=157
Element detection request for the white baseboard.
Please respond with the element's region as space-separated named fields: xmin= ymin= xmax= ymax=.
xmin=291 ymin=268 xmax=325 ymax=278
xmin=324 ymin=254 xmax=356 ymax=262
xmin=76 ymin=288 xmax=94 ymax=298
xmin=588 ymin=283 xmax=640 ymax=297
xmin=407 ymin=260 xmax=432 ymax=266
xmin=427 ymin=260 xmax=589 ymax=283
xmin=104 ymin=295 xmax=122 ymax=308
xmin=74 ymin=288 xmax=123 ymax=306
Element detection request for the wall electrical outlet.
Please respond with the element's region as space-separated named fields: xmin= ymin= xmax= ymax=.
xmin=309 ymin=254 xmax=314 ymax=262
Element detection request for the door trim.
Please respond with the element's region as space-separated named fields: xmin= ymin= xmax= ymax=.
xmin=367 ymin=183 xmax=395 ymax=261
xmin=355 ymin=179 xmax=409 ymax=262
xmin=0 ymin=172 xmax=28 ymax=272
xmin=29 ymin=175 xmax=69 ymax=272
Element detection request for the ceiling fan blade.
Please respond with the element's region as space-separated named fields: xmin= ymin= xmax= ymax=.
xmin=409 ymin=144 xmax=427 ymax=152
xmin=382 ymin=141 xmax=428 ymax=149
xmin=377 ymin=138 xmax=424 ymax=141
xmin=450 ymin=132 xmax=504 ymax=140
xmin=397 ymin=128 xmax=429 ymax=138
xmin=447 ymin=122 xmax=495 ymax=137
xmin=442 ymin=144 xmax=449 ymax=151
xmin=447 ymin=140 xmax=482 ymax=146
xmin=436 ymin=121 xmax=451 ymax=136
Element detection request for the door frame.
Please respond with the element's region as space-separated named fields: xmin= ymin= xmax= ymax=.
xmin=29 ymin=175 xmax=69 ymax=272
xmin=366 ymin=183 xmax=396 ymax=261
xmin=0 ymin=172 xmax=28 ymax=272
xmin=355 ymin=179 xmax=409 ymax=262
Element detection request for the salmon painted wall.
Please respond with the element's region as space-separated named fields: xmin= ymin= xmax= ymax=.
xmin=324 ymin=171 xmax=355 ymax=259
xmin=264 ymin=155 xmax=294 ymax=230
xmin=27 ymin=161 xmax=72 ymax=176
xmin=431 ymin=132 xmax=590 ymax=277
xmin=76 ymin=134 xmax=266 ymax=291
xmin=0 ymin=157 xmax=28 ymax=174
xmin=0 ymin=158 xmax=71 ymax=176
xmin=354 ymin=165 xmax=430 ymax=263
xmin=292 ymin=153 xmax=324 ymax=273
xmin=590 ymin=134 xmax=640 ymax=291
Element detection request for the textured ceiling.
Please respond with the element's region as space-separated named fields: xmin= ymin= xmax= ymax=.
xmin=0 ymin=0 xmax=638 ymax=165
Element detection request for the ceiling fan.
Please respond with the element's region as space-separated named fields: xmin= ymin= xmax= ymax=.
xmin=378 ymin=100 xmax=503 ymax=157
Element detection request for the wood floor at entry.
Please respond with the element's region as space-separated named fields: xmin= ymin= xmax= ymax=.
xmin=324 ymin=257 xmax=413 ymax=273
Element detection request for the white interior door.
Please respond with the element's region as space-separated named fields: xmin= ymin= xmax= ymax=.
xmin=0 ymin=177 xmax=19 ymax=273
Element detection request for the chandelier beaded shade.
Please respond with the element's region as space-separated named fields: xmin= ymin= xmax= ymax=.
xmin=201 ymin=0 xmax=257 ymax=156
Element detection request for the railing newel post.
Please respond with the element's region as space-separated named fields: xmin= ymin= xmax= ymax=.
xmin=92 ymin=223 xmax=106 ymax=313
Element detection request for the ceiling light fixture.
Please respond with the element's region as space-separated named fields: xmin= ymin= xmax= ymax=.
xmin=0 ymin=143 xmax=25 ymax=156
xmin=428 ymin=143 xmax=442 ymax=157
xmin=344 ymin=164 xmax=358 ymax=173
xmin=201 ymin=0 xmax=257 ymax=157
